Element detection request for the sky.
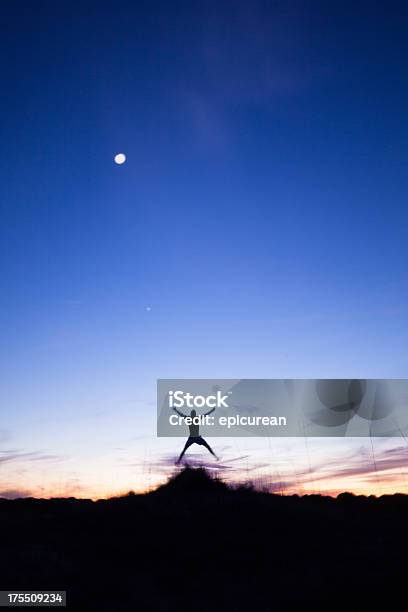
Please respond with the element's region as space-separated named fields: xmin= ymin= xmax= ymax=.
xmin=1 ymin=0 xmax=408 ymax=498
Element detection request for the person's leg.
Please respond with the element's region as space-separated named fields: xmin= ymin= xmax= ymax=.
xmin=199 ymin=437 xmax=218 ymax=460
xmin=176 ymin=437 xmax=194 ymax=463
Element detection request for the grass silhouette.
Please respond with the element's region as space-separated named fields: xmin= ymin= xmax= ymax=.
xmin=0 ymin=467 xmax=405 ymax=610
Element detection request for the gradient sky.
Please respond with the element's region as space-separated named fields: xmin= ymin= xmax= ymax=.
xmin=1 ymin=1 xmax=408 ymax=498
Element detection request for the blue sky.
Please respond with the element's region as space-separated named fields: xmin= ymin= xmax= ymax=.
xmin=1 ymin=1 xmax=408 ymax=497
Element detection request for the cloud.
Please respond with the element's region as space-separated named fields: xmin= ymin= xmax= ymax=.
xmin=288 ymin=444 xmax=408 ymax=491
xmin=0 ymin=488 xmax=33 ymax=499
xmin=0 ymin=449 xmax=65 ymax=465
xmin=148 ymin=454 xmax=233 ymax=473
xmin=178 ymin=2 xmax=312 ymax=149
xmin=319 ymin=445 xmax=408 ymax=481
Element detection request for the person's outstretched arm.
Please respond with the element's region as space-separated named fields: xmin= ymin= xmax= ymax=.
xmin=203 ymin=407 xmax=216 ymax=416
xmin=173 ymin=407 xmax=187 ymax=418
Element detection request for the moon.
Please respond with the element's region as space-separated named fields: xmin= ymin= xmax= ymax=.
xmin=114 ymin=153 xmax=126 ymax=165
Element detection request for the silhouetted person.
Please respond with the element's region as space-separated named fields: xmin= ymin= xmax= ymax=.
xmin=174 ymin=407 xmax=218 ymax=463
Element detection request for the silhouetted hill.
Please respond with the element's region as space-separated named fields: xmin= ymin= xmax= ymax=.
xmin=152 ymin=466 xmax=230 ymax=496
xmin=0 ymin=467 xmax=406 ymax=611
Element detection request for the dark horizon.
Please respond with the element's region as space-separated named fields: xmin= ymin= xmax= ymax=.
xmin=1 ymin=466 xmax=406 ymax=610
